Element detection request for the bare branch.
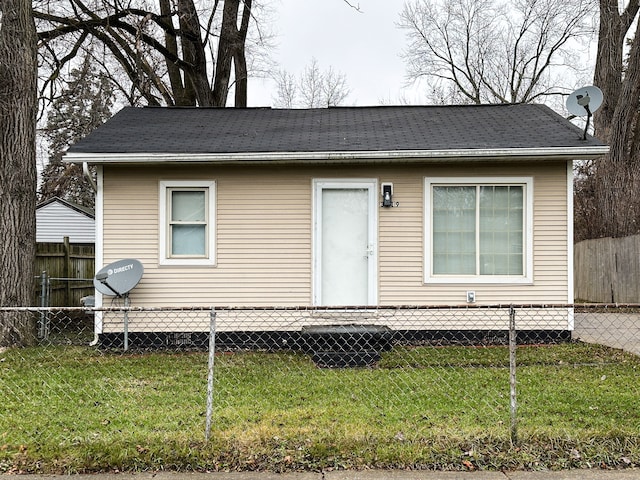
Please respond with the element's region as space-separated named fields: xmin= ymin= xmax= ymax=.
xmin=399 ymin=0 xmax=596 ymax=104
xmin=342 ymin=0 xmax=363 ymax=13
xmin=35 ymin=0 xmax=272 ymax=107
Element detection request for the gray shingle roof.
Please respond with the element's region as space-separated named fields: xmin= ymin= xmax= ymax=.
xmin=66 ymin=104 xmax=605 ymax=156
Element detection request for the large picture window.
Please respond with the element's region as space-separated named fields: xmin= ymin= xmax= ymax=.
xmin=425 ymin=177 xmax=533 ymax=283
xmin=160 ymin=180 xmax=215 ymax=265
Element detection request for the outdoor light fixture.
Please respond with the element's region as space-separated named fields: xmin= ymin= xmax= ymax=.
xmin=381 ymin=183 xmax=394 ymax=208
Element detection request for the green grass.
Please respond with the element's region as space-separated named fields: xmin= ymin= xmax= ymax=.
xmin=2 ymin=342 xmax=640 ymax=473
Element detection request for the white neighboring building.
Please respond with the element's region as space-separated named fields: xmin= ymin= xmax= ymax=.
xmin=36 ymin=197 xmax=95 ymax=244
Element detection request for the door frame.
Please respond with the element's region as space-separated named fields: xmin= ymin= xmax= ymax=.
xmin=312 ymin=178 xmax=378 ymax=306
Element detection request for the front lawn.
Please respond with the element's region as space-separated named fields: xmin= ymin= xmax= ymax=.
xmin=2 ymin=342 xmax=640 ymax=473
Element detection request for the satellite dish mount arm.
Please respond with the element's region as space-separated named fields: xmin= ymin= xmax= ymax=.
xmin=582 ymin=105 xmax=592 ymax=141
xmin=95 ymin=272 xmax=122 ymax=297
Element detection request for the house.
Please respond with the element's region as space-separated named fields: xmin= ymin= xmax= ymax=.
xmin=64 ymin=105 xmax=608 ymax=347
xmin=36 ymin=196 xmax=95 ymax=244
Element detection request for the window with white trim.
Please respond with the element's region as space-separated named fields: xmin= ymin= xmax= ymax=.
xmin=425 ymin=177 xmax=533 ymax=283
xmin=160 ymin=180 xmax=215 ymax=266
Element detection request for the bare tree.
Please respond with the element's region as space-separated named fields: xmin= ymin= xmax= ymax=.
xmin=584 ymin=0 xmax=640 ymax=239
xmin=322 ymin=65 xmax=351 ymax=107
xmin=0 ymin=0 xmax=38 ymax=344
xmin=299 ymin=59 xmax=325 ymax=108
xmin=35 ymin=0 xmax=273 ymax=107
xmin=272 ymin=69 xmax=297 ymax=108
xmin=273 ymin=58 xmax=350 ymax=108
xmin=39 ymin=52 xmax=114 ymax=209
xmin=593 ymin=0 xmax=639 ymax=143
xmin=398 ymin=0 xmax=596 ymax=104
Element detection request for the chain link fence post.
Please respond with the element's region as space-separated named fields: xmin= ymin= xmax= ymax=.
xmin=205 ymin=307 xmax=217 ymax=442
xmin=8 ymin=303 xmax=640 ymax=471
xmin=38 ymin=271 xmax=50 ymax=339
xmin=123 ymin=295 xmax=130 ymax=351
xmin=509 ymin=304 xmax=518 ymax=446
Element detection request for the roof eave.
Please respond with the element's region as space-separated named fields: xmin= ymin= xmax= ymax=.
xmin=36 ymin=196 xmax=95 ymax=218
xmin=64 ymin=146 xmax=610 ymax=165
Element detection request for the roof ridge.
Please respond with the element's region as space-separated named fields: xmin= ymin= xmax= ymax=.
xmin=37 ymin=196 xmax=95 ymax=218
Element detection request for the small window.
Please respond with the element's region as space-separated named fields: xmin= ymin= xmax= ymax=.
xmin=160 ymin=181 xmax=215 ymax=266
xmin=425 ymin=177 xmax=533 ymax=283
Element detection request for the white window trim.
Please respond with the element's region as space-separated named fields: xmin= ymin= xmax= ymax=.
xmin=159 ymin=180 xmax=216 ymax=266
xmin=424 ymin=176 xmax=533 ymax=284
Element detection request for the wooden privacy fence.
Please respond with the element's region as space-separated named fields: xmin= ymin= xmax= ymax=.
xmin=35 ymin=237 xmax=95 ymax=307
xmin=574 ymin=234 xmax=640 ymax=303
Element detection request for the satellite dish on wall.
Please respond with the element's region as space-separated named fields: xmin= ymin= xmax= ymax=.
xmin=93 ymin=259 xmax=144 ymax=351
xmin=566 ymin=86 xmax=604 ymax=140
xmin=94 ymin=258 xmax=144 ymax=297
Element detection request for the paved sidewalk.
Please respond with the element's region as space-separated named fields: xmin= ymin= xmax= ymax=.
xmin=574 ymin=312 xmax=640 ymax=356
xmin=6 ymin=469 xmax=639 ymax=480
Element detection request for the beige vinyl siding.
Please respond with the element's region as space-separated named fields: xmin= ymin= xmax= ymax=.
xmin=102 ymin=307 xmax=564 ymax=334
xmin=217 ymin=172 xmax=311 ymax=304
xmin=376 ymin=162 xmax=569 ymax=305
xmin=529 ymin=167 xmax=569 ymax=302
xmin=378 ymin=169 xmax=424 ymax=303
xmin=101 ymin=161 xmax=570 ymax=309
xmin=102 ymin=165 xmax=313 ymax=307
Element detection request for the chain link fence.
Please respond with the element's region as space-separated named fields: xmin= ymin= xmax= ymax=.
xmin=35 ymin=271 xmax=95 ymax=308
xmin=2 ymin=304 xmax=640 ymax=472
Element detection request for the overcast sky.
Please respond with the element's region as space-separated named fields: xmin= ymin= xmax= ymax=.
xmin=247 ymin=1 xmax=421 ymax=107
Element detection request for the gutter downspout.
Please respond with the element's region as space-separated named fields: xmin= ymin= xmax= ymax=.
xmin=84 ymin=161 xmax=99 ymax=347
xmin=83 ymin=162 xmax=97 ymax=192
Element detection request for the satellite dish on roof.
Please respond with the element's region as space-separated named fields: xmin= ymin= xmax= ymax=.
xmin=94 ymin=258 xmax=144 ymax=297
xmin=566 ymin=86 xmax=603 ymax=141
xmin=566 ymin=86 xmax=603 ymax=118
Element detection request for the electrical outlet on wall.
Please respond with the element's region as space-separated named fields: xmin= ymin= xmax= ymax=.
xmin=466 ymin=291 xmax=476 ymax=303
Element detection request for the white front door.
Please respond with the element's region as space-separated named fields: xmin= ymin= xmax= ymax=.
xmin=313 ymin=180 xmax=377 ymax=306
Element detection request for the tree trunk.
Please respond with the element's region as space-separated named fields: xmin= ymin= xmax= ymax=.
xmin=593 ymin=0 xmax=640 ymax=142
xmin=584 ymin=1 xmax=640 ymax=240
xmin=178 ymin=0 xmax=214 ymax=106
xmin=0 ymin=0 xmax=38 ymax=346
xmin=593 ymin=0 xmax=622 ymax=142
xmin=159 ymin=0 xmax=186 ymax=106
xmin=233 ymin=0 xmax=252 ymax=107
xmin=597 ymin=31 xmax=640 ymax=238
xmin=213 ymin=0 xmax=252 ymax=107
xmin=212 ymin=0 xmax=238 ymax=107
